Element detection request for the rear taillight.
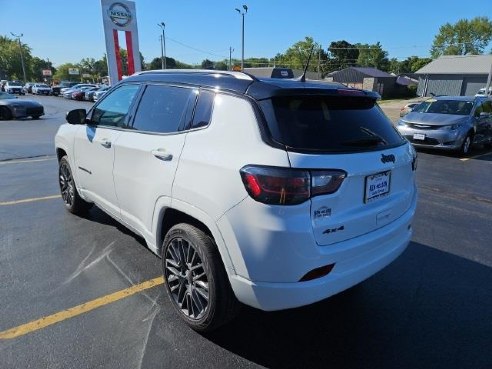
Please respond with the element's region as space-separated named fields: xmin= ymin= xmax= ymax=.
xmin=240 ymin=165 xmax=346 ymax=205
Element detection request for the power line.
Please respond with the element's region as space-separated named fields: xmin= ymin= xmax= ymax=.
xmin=166 ymin=35 xmax=229 ymax=59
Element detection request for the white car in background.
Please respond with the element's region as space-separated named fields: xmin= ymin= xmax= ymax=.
xmin=55 ymin=70 xmax=418 ymax=332
xmin=475 ymin=87 xmax=492 ymax=97
xmin=31 ymin=83 xmax=51 ymax=95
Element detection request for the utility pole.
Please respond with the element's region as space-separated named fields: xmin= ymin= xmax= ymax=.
xmin=159 ymin=35 xmax=164 ymax=69
xmin=229 ymin=47 xmax=234 ymax=71
xmin=235 ymin=5 xmax=248 ymax=71
xmin=158 ymin=22 xmax=166 ymax=69
xmin=10 ymin=32 xmax=26 ymax=83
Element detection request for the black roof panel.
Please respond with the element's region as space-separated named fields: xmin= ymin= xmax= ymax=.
xmin=123 ymin=70 xmax=379 ymax=101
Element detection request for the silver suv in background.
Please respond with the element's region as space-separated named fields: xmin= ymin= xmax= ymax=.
xmin=396 ymin=96 xmax=492 ymax=155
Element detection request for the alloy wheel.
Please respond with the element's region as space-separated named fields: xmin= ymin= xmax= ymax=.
xmin=164 ymin=237 xmax=209 ymax=320
xmin=59 ymin=162 xmax=74 ymax=207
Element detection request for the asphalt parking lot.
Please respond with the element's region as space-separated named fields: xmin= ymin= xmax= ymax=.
xmin=1 ymin=95 xmax=491 ymax=369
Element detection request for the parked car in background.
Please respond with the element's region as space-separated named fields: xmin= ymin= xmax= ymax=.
xmin=0 ymin=91 xmax=44 ymax=120
xmin=55 ymin=70 xmax=417 ymax=332
xmin=475 ymin=87 xmax=492 ymax=97
xmin=84 ymin=86 xmax=104 ymax=102
xmin=71 ymin=86 xmax=96 ymax=101
xmin=5 ymin=81 xmax=25 ymax=95
xmin=92 ymin=85 xmax=110 ymax=102
xmin=399 ymin=102 xmax=421 ymax=117
xmin=51 ymin=81 xmax=78 ymax=96
xmin=397 ymin=96 xmax=492 ymax=155
xmin=23 ymin=82 xmax=35 ymax=94
xmin=32 ymin=83 xmax=52 ymax=95
xmin=63 ymin=84 xmax=97 ymax=99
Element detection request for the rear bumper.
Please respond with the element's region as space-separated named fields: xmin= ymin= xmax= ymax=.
xmin=225 ymin=191 xmax=417 ymax=311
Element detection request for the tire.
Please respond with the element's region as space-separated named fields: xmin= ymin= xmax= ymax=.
xmin=459 ymin=133 xmax=473 ymax=156
xmin=58 ymin=156 xmax=92 ymax=214
xmin=0 ymin=106 xmax=13 ymax=120
xmin=162 ymin=223 xmax=240 ymax=332
xmin=31 ymin=115 xmax=41 ymax=120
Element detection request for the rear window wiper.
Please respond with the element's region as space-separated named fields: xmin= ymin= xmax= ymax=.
xmin=341 ymin=126 xmax=388 ymax=147
xmin=341 ymin=137 xmax=386 ymax=147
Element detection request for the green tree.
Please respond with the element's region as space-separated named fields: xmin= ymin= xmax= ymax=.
xmin=201 ymin=59 xmax=214 ymax=69
xmin=356 ymin=42 xmax=390 ymax=71
xmin=53 ymin=63 xmax=80 ymax=82
xmin=30 ymin=57 xmax=55 ymax=82
xmin=388 ymin=56 xmax=432 ymax=74
xmin=431 ymin=17 xmax=492 ymax=58
xmin=326 ymin=40 xmax=359 ymax=71
xmin=214 ymin=61 xmax=228 ymax=70
xmin=0 ymin=35 xmax=33 ymax=81
xmin=275 ymin=37 xmax=326 ymax=72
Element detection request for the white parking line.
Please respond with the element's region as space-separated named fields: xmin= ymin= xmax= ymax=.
xmin=0 ymin=195 xmax=61 ymax=206
xmin=459 ymin=152 xmax=491 ymax=162
xmin=0 ymin=156 xmax=56 ymax=165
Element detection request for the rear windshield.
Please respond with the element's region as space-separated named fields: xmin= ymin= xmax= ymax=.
xmin=259 ymin=96 xmax=405 ymax=152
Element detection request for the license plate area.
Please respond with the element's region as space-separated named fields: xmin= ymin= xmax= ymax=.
xmin=365 ymin=171 xmax=391 ymax=203
xmin=413 ymin=133 xmax=426 ymax=140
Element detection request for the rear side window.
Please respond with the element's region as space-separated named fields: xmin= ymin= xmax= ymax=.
xmin=260 ymin=96 xmax=404 ymax=152
xmin=132 ymin=85 xmax=195 ymax=133
xmin=190 ymin=90 xmax=215 ymax=129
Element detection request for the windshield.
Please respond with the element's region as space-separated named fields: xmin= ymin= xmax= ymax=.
xmin=412 ymin=99 xmax=473 ymax=116
xmin=260 ymin=95 xmax=405 ymax=152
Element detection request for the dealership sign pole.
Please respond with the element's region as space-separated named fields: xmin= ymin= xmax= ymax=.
xmin=101 ymin=0 xmax=141 ymax=85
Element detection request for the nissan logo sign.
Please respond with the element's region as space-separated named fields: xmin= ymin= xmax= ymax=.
xmin=108 ymin=2 xmax=132 ymax=27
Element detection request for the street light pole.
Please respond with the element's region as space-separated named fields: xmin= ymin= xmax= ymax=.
xmin=158 ymin=22 xmax=166 ymax=69
xmin=10 ymin=32 xmax=26 ymax=83
xmin=235 ymin=5 xmax=248 ymax=71
xmin=159 ymin=35 xmax=164 ymax=69
xmin=229 ymin=47 xmax=234 ymax=71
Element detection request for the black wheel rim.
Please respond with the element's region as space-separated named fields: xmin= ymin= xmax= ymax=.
xmin=59 ymin=162 xmax=74 ymax=207
xmin=164 ymin=237 xmax=209 ymax=320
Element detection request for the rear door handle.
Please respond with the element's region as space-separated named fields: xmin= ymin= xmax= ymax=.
xmin=100 ymin=139 xmax=112 ymax=148
xmin=151 ymin=149 xmax=173 ymax=161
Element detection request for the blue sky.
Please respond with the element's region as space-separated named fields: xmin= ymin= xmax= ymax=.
xmin=1 ymin=0 xmax=491 ymax=67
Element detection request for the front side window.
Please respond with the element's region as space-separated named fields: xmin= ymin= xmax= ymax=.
xmin=132 ymin=85 xmax=195 ymax=133
xmin=482 ymin=100 xmax=492 ymax=113
xmin=260 ymin=95 xmax=404 ymax=152
xmin=90 ymin=84 xmax=140 ymax=127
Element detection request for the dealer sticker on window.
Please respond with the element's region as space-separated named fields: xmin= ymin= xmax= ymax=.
xmin=365 ymin=171 xmax=391 ymax=203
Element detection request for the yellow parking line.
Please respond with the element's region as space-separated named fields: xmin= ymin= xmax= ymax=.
xmin=0 ymin=194 xmax=61 ymax=206
xmin=0 ymin=276 xmax=165 ymax=340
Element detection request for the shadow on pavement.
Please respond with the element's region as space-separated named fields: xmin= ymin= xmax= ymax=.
xmin=199 ymin=242 xmax=492 ymax=369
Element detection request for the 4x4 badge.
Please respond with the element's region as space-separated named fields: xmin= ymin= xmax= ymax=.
xmin=381 ymin=153 xmax=395 ymax=164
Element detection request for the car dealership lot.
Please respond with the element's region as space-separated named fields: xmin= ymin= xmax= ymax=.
xmin=1 ymin=95 xmax=491 ymax=369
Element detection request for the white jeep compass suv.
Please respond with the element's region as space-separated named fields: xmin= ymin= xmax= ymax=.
xmin=55 ymin=70 xmax=418 ymax=332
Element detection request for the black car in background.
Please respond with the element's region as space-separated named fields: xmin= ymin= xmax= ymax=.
xmin=0 ymin=91 xmax=44 ymax=120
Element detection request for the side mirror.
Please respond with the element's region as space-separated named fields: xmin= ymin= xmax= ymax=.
xmin=66 ymin=109 xmax=87 ymax=125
